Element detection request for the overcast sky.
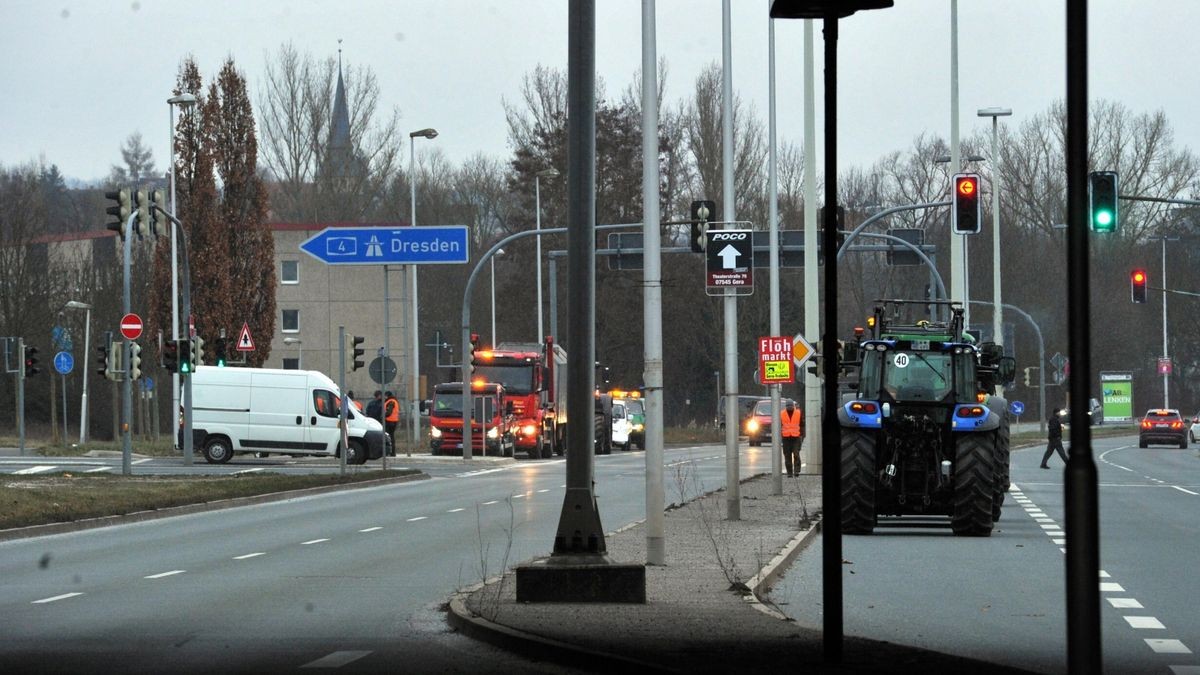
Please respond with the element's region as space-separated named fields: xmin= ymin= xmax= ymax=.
xmin=2 ymin=1 xmax=1197 ymax=186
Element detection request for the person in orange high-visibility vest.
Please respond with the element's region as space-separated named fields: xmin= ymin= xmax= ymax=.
xmin=384 ymin=391 xmax=400 ymax=447
xmin=780 ymin=400 xmax=804 ymax=477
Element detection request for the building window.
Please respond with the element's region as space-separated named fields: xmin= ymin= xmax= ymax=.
xmin=281 ymin=260 xmax=299 ymax=284
xmin=282 ymin=358 xmax=300 ymax=370
xmin=282 ymin=309 xmax=299 ymax=333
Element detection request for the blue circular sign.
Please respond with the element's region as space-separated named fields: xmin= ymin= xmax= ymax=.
xmin=1009 ymin=401 xmax=1025 ymax=416
xmin=54 ymin=351 xmax=74 ymax=375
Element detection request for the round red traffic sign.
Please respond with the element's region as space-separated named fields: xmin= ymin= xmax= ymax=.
xmin=120 ymin=313 xmax=144 ymax=340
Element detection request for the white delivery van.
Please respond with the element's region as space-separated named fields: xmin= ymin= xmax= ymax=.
xmin=183 ymin=366 xmax=390 ymax=465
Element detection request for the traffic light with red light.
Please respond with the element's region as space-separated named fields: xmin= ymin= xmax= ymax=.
xmin=1131 ymin=269 xmax=1148 ymax=303
xmin=952 ymin=173 xmax=981 ymax=234
xmin=21 ymin=344 xmax=39 ymax=378
xmin=162 ymin=339 xmax=179 ymax=373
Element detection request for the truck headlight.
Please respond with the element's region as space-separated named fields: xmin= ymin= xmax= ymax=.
xmin=487 ymin=427 xmax=500 ymax=439
xmin=746 ymin=419 xmax=760 ymax=433
xmin=633 ymin=424 xmax=644 ymax=432
xmin=521 ymin=424 xmax=538 ymax=436
xmin=430 ymin=427 xmax=442 ymax=439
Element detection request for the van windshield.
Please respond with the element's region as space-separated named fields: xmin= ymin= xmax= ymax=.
xmin=432 ymin=395 xmax=498 ymax=420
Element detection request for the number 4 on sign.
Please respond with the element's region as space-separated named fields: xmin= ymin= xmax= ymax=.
xmin=236 ymin=323 xmax=255 ymax=352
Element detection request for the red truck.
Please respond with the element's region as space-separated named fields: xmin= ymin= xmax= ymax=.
xmin=472 ymin=336 xmax=567 ymax=460
xmin=428 ymin=381 xmax=515 ymax=456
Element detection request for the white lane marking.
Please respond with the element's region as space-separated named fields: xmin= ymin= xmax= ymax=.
xmin=14 ymin=466 xmax=56 ymax=475
xmin=1124 ymin=616 xmax=1166 ymax=629
xmin=1146 ymin=639 xmax=1192 ymax=654
xmin=512 ymin=494 xmax=526 ymax=499
xmin=1099 ymin=570 xmax=1111 ymax=578
xmin=233 ymin=468 xmax=264 ymax=475
xmin=447 ymin=508 xmax=465 ymax=513
xmin=1108 ymin=598 xmax=1144 ymax=608
xmin=1035 ymin=517 xmax=1055 ymax=523
xmin=406 ymin=516 xmax=427 ymax=522
xmin=234 ymin=552 xmax=266 ymax=560
xmin=1168 ymin=666 xmax=1200 ymax=674
xmin=1100 ymin=582 xmax=1126 ymax=592
xmin=359 ymin=527 xmax=382 ymax=533
xmin=301 ymin=539 xmax=329 ymax=545
xmin=456 ymin=468 xmax=509 ymax=478
xmin=560 ymin=484 xmax=566 ymax=488
xmin=1053 ymin=539 xmax=1066 ymax=545
xmin=301 ymin=650 xmax=373 ymax=669
xmin=1060 ymin=548 xmax=1067 ymax=553
xmin=85 ymin=466 xmax=113 ymax=473
xmin=32 ymin=592 xmax=83 ymax=604
xmin=1039 ymin=523 xmax=1060 ymax=530
xmin=482 ymin=500 xmax=498 ymax=505
xmin=537 ymin=489 xmax=550 ymax=493
xmin=1173 ymin=486 xmax=1199 ymax=496
xmin=144 ymin=570 xmax=185 ymax=579
xmin=132 ymin=458 xmax=153 ymax=465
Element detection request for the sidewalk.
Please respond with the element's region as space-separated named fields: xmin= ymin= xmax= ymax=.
xmin=448 ymin=472 xmax=1033 ymax=674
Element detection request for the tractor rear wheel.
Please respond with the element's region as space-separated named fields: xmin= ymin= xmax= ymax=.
xmin=953 ymin=433 xmax=997 ymax=537
xmin=840 ymin=429 xmax=877 ymax=535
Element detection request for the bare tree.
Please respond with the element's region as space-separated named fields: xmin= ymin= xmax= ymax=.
xmin=108 ymin=132 xmax=156 ymax=185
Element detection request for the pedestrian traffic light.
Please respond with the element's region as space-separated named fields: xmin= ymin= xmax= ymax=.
xmin=134 ymin=189 xmax=151 ymax=238
xmin=162 ymin=339 xmax=179 ymax=373
xmin=952 ymin=173 xmax=982 ymax=234
xmin=178 ymin=338 xmax=193 ymax=374
xmin=191 ymin=335 xmax=205 ymax=367
xmin=214 ymin=336 xmax=227 ymax=367
xmin=104 ymin=187 xmax=132 ymax=238
xmin=1131 ymin=268 xmax=1148 ymax=304
xmin=150 ymin=188 xmax=169 ymax=236
xmin=128 ymin=341 xmax=142 ymax=380
xmin=350 ymin=335 xmax=365 ymax=371
xmin=98 ymin=341 xmax=112 ymax=378
xmin=20 ymin=344 xmax=39 ymax=379
xmin=1090 ymin=171 xmax=1119 ymax=233
xmin=690 ymin=199 xmax=715 ymax=253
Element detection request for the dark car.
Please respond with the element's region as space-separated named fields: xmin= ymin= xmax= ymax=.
xmin=1138 ymin=409 xmax=1187 ymax=449
xmin=1059 ymin=398 xmax=1104 ymax=426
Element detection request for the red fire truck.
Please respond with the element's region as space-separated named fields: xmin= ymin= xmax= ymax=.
xmin=472 ymin=336 xmax=567 ymax=460
xmin=428 ymin=381 xmax=515 ymax=456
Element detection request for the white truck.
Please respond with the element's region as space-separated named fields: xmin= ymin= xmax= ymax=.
xmin=182 ymin=366 xmax=390 ymax=464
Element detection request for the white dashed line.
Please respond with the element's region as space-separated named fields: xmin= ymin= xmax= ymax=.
xmin=32 ymin=592 xmax=83 ymax=604
xmin=406 ymin=516 xmax=427 ymax=522
xmin=84 ymin=466 xmax=113 ymax=473
xmin=234 ymin=552 xmax=266 ymax=560
xmin=14 ymin=466 xmax=56 ymax=475
xmin=1168 ymin=666 xmax=1200 ymax=674
xmin=233 ymin=468 xmax=264 ymax=475
xmin=359 ymin=527 xmax=382 ymax=533
xmin=447 ymin=508 xmax=465 ymax=513
xmin=1099 ymin=570 xmax=1111 ymax=578
xmin=1108 ymin=598 xmax=1143 ymax=608
xmin=1035 ymin=517 xmax=1055 ymax=523
xmin=1052 ymin=539 xmax=1065 ymax=545
xmin=537 ymin=489 xmax=550 ymax=493
xmin=301 ymin=539 xmax=329 ymax=545
xmin=1146 ymin=639 xmax=1192 ymax=654
xmin=1124 ymin=616 xmax=1166 ymax=629
xmin=132 ymin=458 xmax=153 ymax=465
xmin=482 ymin=500 xmax=498 ymax=505
xmin=301 ymin=650 xmax=373 ymax=669
xmin=144 ymin=570 xmax=186 ymax=579
xmin=1100 ymin=582 xmax=1126 ymax=593
xmin=512 ymin=494 xmax=525 ymax=499
xmin=1173 ymin=486 xmax=1199 ymax=496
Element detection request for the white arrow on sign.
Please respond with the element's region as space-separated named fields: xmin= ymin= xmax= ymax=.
xmin=718 ymin=244 xmax=741 ymax=269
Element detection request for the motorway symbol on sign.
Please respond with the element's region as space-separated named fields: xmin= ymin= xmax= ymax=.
xmin=54 ymin=351 xmax=73 ymax=375
xmin=791 ymin=333 xmax=815 ymax=368
xmin=1010 ymin=401 xmax=1025 ymax=416
xmin=120 ymin=313 xmax=143 ymax=340
xmin=369 ymin=356 xmax=398 ymax=385
xmin=236 ymin=322 xmax=255 ymax=352
xmin=299 ymin=225 xmax=471 ymax=265
xmin=705 ymin=229 xmax=753 ymax=296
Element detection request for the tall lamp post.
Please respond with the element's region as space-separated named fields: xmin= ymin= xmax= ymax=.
xmin=409 ymin=127 xmax=438 ymax=444
xmin=978 ymin=107 xmax=1012 ymax=395
xmin=535 ymin=167 xmax=560 ymax=342
xmin=490 ymin=248 xmax=505 ymax=346
xmin=1157 ymin=235 xmax=1179 ymax=407
xmin=64 ymin=300 xmax=92 ymax=444
xmin=937 ymin=153 xmax=985 ymax=324
xmin=167 ymin=92 xmax=196 ymax=449
xmin=283 ymin=337 xmax=303 ymax=369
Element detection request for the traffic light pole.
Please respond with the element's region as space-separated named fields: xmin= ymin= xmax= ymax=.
xmin=152 ymin=205 xmax=194 ymax=466
xmin=17 ymin=338 xmax=26 ymax=456
xmin=121 ymin=211 xmax=136 ymax=476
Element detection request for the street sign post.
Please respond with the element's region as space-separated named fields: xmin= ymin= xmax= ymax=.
xmin=299 ymin=225 xmax=471 ymax=265
xmin=119 ymin=313 xmax=143 ymax=340
xmin=1009 ymin=401 xmax=1025 ymax=416
xmin=368 ymin=356 xmax=398 ymax=385
xmin=705 ymin=229 xmax=753 ymax=296
xmin=758 ymin=336 xmax=795 ymax=385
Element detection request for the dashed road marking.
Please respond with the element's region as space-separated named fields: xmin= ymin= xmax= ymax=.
xmin=85 ymin=466 xmax=113 ymax=473
xmin=132 ymin=458 xmax=153 ymax=465
xmin=14 ymin=466 xmax=56 ymax=474
xmin=1099 ymin=570 xmax=1111 ymax=578
xmin=406 ymin=516 xmax=427 ymax=522
xmin=359 ymin=527 xmax=382 ymax=533
xmin=1168 ymin=666 xmax=1200 ymax=674
xmin=144 ymin=570 xmax=186 ymax=579
xmin=1100 ymin=582 xmax=1125 ymax=592
xmin=512 ymin=494 xmax=525 ymax=499
xmin=234 ymin=552 xmax=266 ymax=560
xmin=32 ymin=592 xmax=83 ymax=604
xmin=301 ymin=539 xmax=329 ymax=545
xmin=1124 ymin=616 xmax=1166 ymax=629
xmin=300 ymin=650 xmax=372 ymax=669
xmin=233 ymin=468 xmax=265 ymax=475
xmin=482 ymin=500 xmax=498 ymax=505
xmin=1146 ymin=639 xmax=1192 ymax=654
xmin=1108 ymin=598 xmax=1143 ymax=608
xmin=1052 ymin=539 xmax=1065 ymax=545
xmin=447 ymin=508 xmax=465 ymax=513
xmin=537 ymin=489 xmax=550 ymax=493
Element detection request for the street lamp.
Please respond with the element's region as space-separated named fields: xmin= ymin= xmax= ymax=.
xmin=490 ymin=248 xmax=506 ymax=347
xmin=936 ymin=153 xmax=985 ymax=327
xmin=1156 ymin=235 xmax=1180 ymax=407
xmin=283 ymin=337 xmax=302 ymax=369
xmin=978 ymin=107 xmax=1012 ymax=394
xmin=409 ymin=127 xmax=438 ymax=444
xmin=535 ymin=167 xmax=560 ymax=342
xmin=64 ymin=300 xmax=92 ymax=445
xmin=167 ymin=92 xmax=196 ymax=449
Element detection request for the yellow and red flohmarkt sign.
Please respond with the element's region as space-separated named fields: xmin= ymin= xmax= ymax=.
xmin=758 ymin=336 xmax=795 ymax=385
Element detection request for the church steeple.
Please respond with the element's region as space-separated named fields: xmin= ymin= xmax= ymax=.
xmin=327 ymin=40 xmax=352 ymax=178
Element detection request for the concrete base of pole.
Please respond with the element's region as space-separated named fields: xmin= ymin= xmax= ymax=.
xmin=516 ymin=555 xmax=646 ymax=603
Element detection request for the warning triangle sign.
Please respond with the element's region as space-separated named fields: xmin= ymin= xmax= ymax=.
xmin=236 ymin=322 xmax=255 ymax=352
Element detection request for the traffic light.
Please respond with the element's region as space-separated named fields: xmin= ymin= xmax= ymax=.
xmin=191 ymin=335 xmax=206 ymax=367
xmin=1131 ymin=268 xmax=1148 ymax=304
xmin=690 ymin=199 xmax=715 ymax=253
xmin=350 ymin=335 xmax=365 ymax=371
xmin=1090 ymin=171 xmax=1119 ymax=232
xmin=98 ymin=341 xmax=112 ymax=378
xmin=104 ymin=338 xmax=123 ymax=381
xmin=150 ymin=188 xmax=169 ymax=236
xmin=134 ymin=189 xmax=151 ymax=238
xmin=104 ymin=187 xmax=132 ymax=238
xmin=20 ymin=344 xmax=39 ymax=378
xmin=819 ymin=205 xmax=846 ymax=249
xmin=178 ymin=338 xmax=193 ymax=374
xmin=952 ymin=173 xmax=982 ymax=234
xmin=128 ymin=341 xmax=142 ymax=380
xmin=1023 ymin=366 xmax=1039 ymax=387
xmin=162 ymin=339 xmax=179 ymax=373
xmin=214 ymin=336 xmax=227 ymax=367
xmin=468 ymin=332 xmax=479 ymax=376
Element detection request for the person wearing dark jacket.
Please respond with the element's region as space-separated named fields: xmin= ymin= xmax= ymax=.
xmin=366 ymin=390 xmax=383 ymax=421
xmin=1041 ymin=408 xmax=1068 ymax=468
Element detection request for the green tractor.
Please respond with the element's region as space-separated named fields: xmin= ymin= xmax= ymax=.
xmin=837 ymin=300 xmax=1017 ymax=536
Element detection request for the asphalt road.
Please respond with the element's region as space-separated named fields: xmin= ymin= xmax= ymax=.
xmin=769 ymin=434 xmax=1200 ymax=675
xmin=0 ymin=442 xmax=771 ymax=673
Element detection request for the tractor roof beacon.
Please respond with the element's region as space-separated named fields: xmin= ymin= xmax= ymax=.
xmin=837 ymin=300 xmax=1017 ymax=537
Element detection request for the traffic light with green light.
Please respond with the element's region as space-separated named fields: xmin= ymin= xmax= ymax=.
xmin=178 ymin=338 xmax=193 ymax=374
xmin=1090 ymin=171 xmax=1119 ymax=233
xmin=215 ymin=336 xmax=228 ymax=367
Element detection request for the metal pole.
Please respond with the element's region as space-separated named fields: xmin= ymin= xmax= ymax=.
xmin=80 ymin=306 xmax=90 ymax=444
xmin=490 ymin=255 xmax=498 ymax=346
xmin=122 ymin=211 xmax=135 ymax=475
xmin=990 ymin=115 xmax=1004 ymax=399
xmin=338 ymin=326 xmax=347 ymax=476
xmin=62 ymin=372 xmax=68 ymax=445
xmin=803 ymin=19 xmax=821 ymax=474
xmin=169 ymin=102 xmax=180 ymax=450
xmin=409 ymin=138 xmax=422 ymax=446
xmin=1065 ymin=0 xmax=1101 ymax=670
xmin=642 ymin=0 xmax=665 ymax=566
xmin=536 ymin=175 xmax=544 ymax=342
xmin=721 ymin=0 xmax=740 ymax=521
xmin=17 ymin=339 xmax=25 ymax=456
xmin=767 ymin=2 xmax=783 ymax=497
xmin=1161 ymin=236 xmax=1169 ymax=407
xmin=949 ymin=0 xmax=966 ymax=326
xmin=549 ymin=257 xmax=558 ymax=342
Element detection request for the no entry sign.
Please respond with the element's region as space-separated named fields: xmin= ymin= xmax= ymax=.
xmin=119 ymin=313 xmax=143 ymax=340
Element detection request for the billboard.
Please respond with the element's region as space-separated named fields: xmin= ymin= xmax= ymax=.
xmin=1099 ymin=371 xmax=1133 ymax=423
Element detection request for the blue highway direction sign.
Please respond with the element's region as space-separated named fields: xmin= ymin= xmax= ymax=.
xmin=299 ymin=225 xmax=470 ymax=265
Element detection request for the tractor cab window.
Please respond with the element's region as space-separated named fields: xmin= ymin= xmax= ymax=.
xmin=881 ymin=351 xmax=953 ymax=402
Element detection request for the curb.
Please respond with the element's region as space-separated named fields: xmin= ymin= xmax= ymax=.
xmin=0 ymin=472 xmax=429 ymax=543
xmin=744 ymin=518 xmax=823 ymax=620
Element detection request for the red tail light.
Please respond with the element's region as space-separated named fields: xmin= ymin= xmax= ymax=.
xmin=1171 ymin=421 xmax=1183 ymax=430
xmin=850 ymin=402 xmax=878 ymax=414
xmin=1141 ymin=420 xmax=1152 ymax=429
xmin=956 ymin=406 xmax=986 ymax=418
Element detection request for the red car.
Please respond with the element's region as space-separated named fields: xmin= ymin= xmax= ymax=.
xmin=744 ymin=398 xmax=797 ymax=447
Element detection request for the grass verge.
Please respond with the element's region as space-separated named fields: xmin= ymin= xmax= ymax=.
xmin=0 ymin=470 xmax=418 ymax=531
